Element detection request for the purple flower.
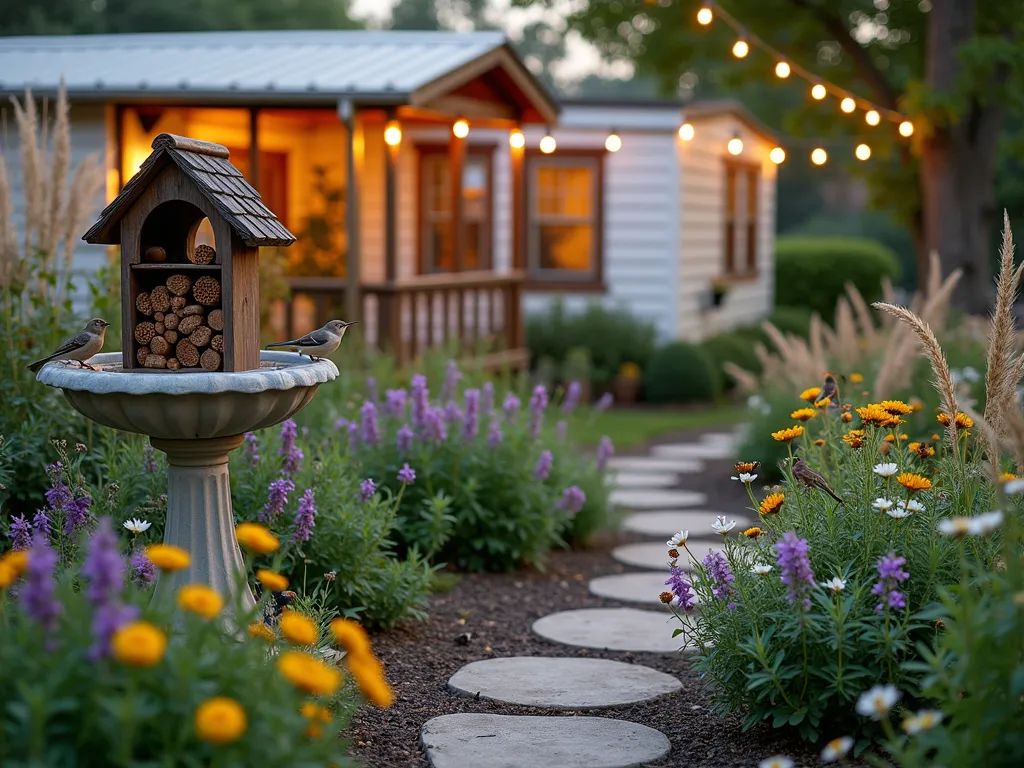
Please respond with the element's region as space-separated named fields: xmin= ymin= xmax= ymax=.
xmin=45 ymin=483 xmax=72 ymax=512
xmin=595 ymin=392 xmax=614 ymax=412
xmin=463 ymin=389 xmax=480 ymax=441
xmin=557 ymin=485 xmax=586 ymax=515
xmin=665 ymin=566 xmax=697 ymax=611
xmin=411 ymin=374 xmax=429 ymax=427
xmin=529 ymin=386 xmax=549 ymax=437
xmin=441 ymin=360 xmax=462 ymax=403
xmin=503 ymin=392 xmax=521 ymax=421
xmin=555 ymin=421 xmax=567 ymax=440
xmin=143 ymin=443 xmax=158 ymax=473
xmin=9 ymin=514 xmax=32 ymax=550
xmin=365 ymin=376 xmax=379 ymax=403
xmin=278 ymin=419 xmax=304 ymax=476
xmin=20 ymin=533 xmax=61 ymax=634
xmin=348 ymin=422 xmax=360 ymax=452
xmin=488 ymin=421 xmax=503 ymax=448
xmin=776 ymin=531 xmax=816 ymax=611
xmin=534 ymin=450 xmax=553 ymax=481
xmin=703 ymin=550 xmax=735 ymax=601
xmin=45 ymin=461 xmax=63 ymax=479
xmin=562 ymin=381 xmax=581 ymax=414
xmin=32 ymin=510 xmax=50 ymax=539
xmin=82 ymin=518 xmax=137 ymax=658
xmin=262 ymin=478 xmax=296 ymax=522
xmin=63 ymin=494 xmax=92 ymax=537
xmin=423 ymin=407 xmax=448 ymax=445
xmin=91 ymin=602 xmax=139 ymax=658
xmin=397 ymin=423 xmax=415 ymax=452
xmin=243 ymin=433 xmax=260 ymax=468
xmin=397 ymin=463 xmax=417 ymax=485
xmin=333 ymin=418 xmax=349 ymax=431
xmin=292 ymin=489 xmax=317 ymax=544
xmin=444 ymin=401 xmax=464 ymax=429
xmin=481 ymin=382 xmax=495 ymax=415
xmin=872 ymin=552 xmax=910 ymax=612
xmin=361 ymin=401 xmax=381 ymax=446
xmin=130 ymin=549 xmax=156 ymax=587
xmin=384 ymin=388 xmax=408 ymax=418
xmin=596 ymin=436 xmax=614 ymax=472
xmin=360 ymin=478 xmax=377 ymax=502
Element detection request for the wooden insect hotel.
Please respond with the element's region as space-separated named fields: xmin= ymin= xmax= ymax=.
xmin=83 ymin=133 xmax=295 ymax=372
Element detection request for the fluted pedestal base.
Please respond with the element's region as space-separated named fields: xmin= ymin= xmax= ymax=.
xmin=150 ymin=436 xmax=256 ymax=611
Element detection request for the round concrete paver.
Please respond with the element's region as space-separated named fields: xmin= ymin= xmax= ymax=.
xmin=609 ymin=471 xmax=679 ymax=489
xmin=447 ymin=657 xmax=681 ymax=709
xmin=605 ymin=456 xmax=703 ymax=474
xmin=421 ymin=713 xmax=671 ymax=768
xmin=611 ymin=540 xmax=723 ymax=571
xmin=621 ymin=510 xmax=753 ymax=538
xmin=610 ymin=488 xmax=707 ymax=509
xmin=651 ymin=442 xmax=735 ymax=461
xmin=533 ymin=607 xmax=689 ymax=654
xmin=589 ymin=572 xmax=687 ymax=607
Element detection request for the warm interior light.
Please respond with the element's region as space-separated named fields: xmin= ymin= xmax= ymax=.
xmin=539 ymin=134 xmax=557 ymax=154
xmin=509 ymin=128 xmax=525 ymax=149
xmin=452 ymin=119 xmax=469 ymax=139
xmin=678 ymin=123 xmax=695 ymax=141
xmin=727 ymin=137 xmax=744 ymax=156
xmin=855 ymin=143 xmax=871 ymax=161
xmin=605 ymin=132 xmax=622 ymax=152
xmin=384 ymin=120 xmax=402 ymax=147
xmin=732 ymin=40 xmax=749 ymax=58
xmin=811 ymin=148 xmax=828 ymax=165
xmin=769 ymin=147 xmax=786 ymax=164
xmin=865 ymin=110 xmax=880 ymax=126
xmin=899 ymin=120 xmax=914 ymax=137
xmin=811 ymin=84 xmax=827 ymax=100
xmin=697 ymin=6 xmax=713 ymax=25
xmin=775 ymin=61 xmax=791 ymax=78
xmin=840 ymin=97 xmax=856 ymax=113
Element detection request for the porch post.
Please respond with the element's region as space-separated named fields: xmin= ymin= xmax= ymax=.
xmin=248 ymin=108 xmax=261 ymax=191
xmin=382 ymin=110 xmax=401 ymax=360
xmin=449 ymin=125 xmax=465 ymax=272
xmin=509 ymin=126 xmax=526 ymax=351
xmin=339 ymin=99 xmax=361 ymax=324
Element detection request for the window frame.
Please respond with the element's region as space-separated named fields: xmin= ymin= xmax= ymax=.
xmin=416 ymin=143 xmax=496 ymax=274
xmin=524 ymin=148 xmax=606 ymax=292
xmin=721 ymin=158 xmax=761 ymax=280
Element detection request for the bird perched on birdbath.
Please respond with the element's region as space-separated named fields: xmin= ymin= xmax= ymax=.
xmin=266 ymin=319 xmax=357 ymax=361
xmin=27 ymin=318 xmax=110 ymax=372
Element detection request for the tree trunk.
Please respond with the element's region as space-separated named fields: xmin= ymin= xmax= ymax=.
xmin=919 ymin=0 xmax=1004 ymax=314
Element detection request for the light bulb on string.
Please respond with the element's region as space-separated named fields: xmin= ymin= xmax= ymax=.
xmin=855 ymin=144 xmax=871 ymax=161
xmin=678 ymin=123 xmax=695 ymax=141
xmin=899 ymin=120 xmax=914 ymax=137
xmin=811 ymin=84 xmax=827 ymax=100
xmin=539 ymin=132 xmax=557 ymax=154
xmin=865 ymin=110 xmax=880 ymax=126
xmin=384 ymin=120 xmax=402 ymax=147
xmin=697 ymin=6 xmax=713 ymax=25
xmin=769 ymin=147 xmax=786 ymax=164
xmin=840 ymin=97 xmax=856 ymax=114
xmin=811 ymin=148 xmax=827 ymax=166
xmin=732 ymin=39 xmax=749 ymax=58
xmin=605 ymin=131 xmax=622 ymax=152
xmin=727 ymin=135 xmax=743 ymax=155
xmin=775 ymin=61 xmax=791 ymax=78
xmin=509 ymin=129 xmax=525 ymax=149
xmin=452 ymin=119 xmax=469 ymax=139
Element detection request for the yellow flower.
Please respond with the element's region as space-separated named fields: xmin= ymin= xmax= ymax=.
xmin=195 ymin=697 xmax=247 ymax=745
xmin=347 ymin=655 xmax=395 ymax=708
xmin=857 ymin=404 xmax=901 ymax=427
xmin=277 ymin=651 xmax=343 ymax=696
xmin=850 ymin=372 xmax=864 ymax=383
xmin=1 ymin=550 xmax=28 ymax=577
xmin=884 ymin=434 xmax=896 ymax=443
xmin=931 ymin=433 xmax=941 ymax=441
xmin=955 ymin=412 xmax=973 ymax=429
xmin=618 ymin=362 xmax=641 ymax=380
xmin=936 ymin=412 xmax=952 ymax=426
xmin=145 ymin=544 xmax=191 ymax=572
xmin=734 ymin=461 xmax=761 ymax=474
xmin=257 ymin=569 xmax=289 ymax=592
xmin=790 ymin=408 xmax=815 ymax=421
xmin=331 ymin=618 xmax=372 ymax=658
xmin=913 ymin=443 xmax=936 ymax=458
xmin=301 ymin=702 xmax=333 ymax=738
xmin=909 ymin=398 xmax=924 ymax=412
xmin=812 ymin=439 xmax=826 ymax=447
xmin=814 ymin=397 xmax=832 ymax=409
xmin=280 ymin=612 xmax=319 ymax=647
xmin=235 ymin=523 xmax=280 ymax=554
xmin=742 ymin=527 xmax=762 ymax=538
xmin=177 ymin=584 xmax=223 ymax=620
xmin=248 ymin=622 xmax=276 ymax=642
xmin=897 ymin=472 xmax=932 ymax=493
xmin=879 ymin=400 xmax=913 ymax=415
xmin=1000 ymin=472 xmax=1019 ymax=482
xmin=799 ymin=387 xmax=821 ymax=402
xmin=842 ymin=429 xmax=866 ymax=449
xmin=759 ymin=493 xmax=785 ymax=516
xmin=841 ymin=412 xmax=853 ymax=423
xmin=111 ymin=621 xmax=167 ymax=668
xmin=771 ymin=425 xmax=804 ymax=443
xmin=0 ymin=562 xmax=15 ymax=590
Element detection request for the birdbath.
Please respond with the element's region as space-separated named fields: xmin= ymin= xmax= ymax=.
xmin=36 ymin=350 xmax=337 ymax=609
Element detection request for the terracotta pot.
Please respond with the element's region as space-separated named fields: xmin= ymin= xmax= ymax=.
xmin=612 ymin=376 xmax=640 ymax=404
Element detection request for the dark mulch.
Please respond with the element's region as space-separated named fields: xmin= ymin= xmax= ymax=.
xmin=350 ymin=429 xmax=832 ymax=767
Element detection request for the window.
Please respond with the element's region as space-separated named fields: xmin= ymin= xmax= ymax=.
xmin=419 ymin=148 xmax=492 ymax=273
xmin=526 ymin=153 xmax=603 ymax=287
xmin=723 ymin=161 xmax=760 ymax=276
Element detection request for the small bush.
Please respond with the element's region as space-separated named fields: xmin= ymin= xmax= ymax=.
xmin=644 ymin=342 xmax=720 ymax=404
xmin=701 ymin=332 xmax=763 ymax=390
xmin=775 ymin=237 xmax=900 ymax=321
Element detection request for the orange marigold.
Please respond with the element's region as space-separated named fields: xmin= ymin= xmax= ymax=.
xmin=790 ymin=408 xmax=816 ymax=422
xmin=813 ymin=439 xmax=826 ymax=447
xmin=850 ymin=373 xmax=864 ymax=383
xmin=799 ymin=387 xmax=821 ymax=402
xmin=857 ymin=404 xmax=901 ymax=427
xmin=771 ymin=425 xmax=804 ymax=443
xmin=842 ymin=429 xmax=866 ymax=449
xmin=1000 ymin=472 xmax=1019 ymax=482
xmin=937 ymin=412 xmax=952 ymax=426
xmin=897 ymin=472 xmax=932 ymax=493
xmin=841 ymin=412 xmax=853 ymax=423
xmin=734 ymin=461 xmax=761 ymax=474
xmin=879 ymin=400 xmax=914 ymax=415
xmin=884 ymin=434 xmax=896 ymax=443
xmin=743 ymin=527 xmax=762 ymax=538
xmin=955 ymin=413 xmax=974 ymax=429
xmin=759 ymin=493 xmax=785 ymax=515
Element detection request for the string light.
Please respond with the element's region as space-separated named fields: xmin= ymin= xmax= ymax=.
xmin=840 ymin=98 xmax=856 ymax=114
xmin=678 ymin=123 xmax=695 ymax=141
xmin=605 ymin=131 xmax=622 ymax=152
xmin=775 ymin=61 xmax=791 ymax=78
xmin=811 ymin=84 xmax=827 ymax=100
xmin=899 ymin=121 xmax=914 ymax=137
xmin=539 ymin=132 xmax=557 ymax=154
xmin=384 ymin=120 xmax=402 ymax=147
xmin=865 ymin=110 xmax=881 ymax=126
xmin=769 ymin=147 xmax=786 ymax=164
xmin=811 ymin=148 xmax=828 ymax=165
xmin=855 ymin=143 xmax=871 ymax=161
xmin=509 ymin=129 xmax=525 ymax=149
xmin=732 ymin=39 xmax=749 ymax=58
xmin=727 ymin=134 xmax=744 ymax=155
xmin=697 ymin=5 xmax=713 ymax=25
xmin=452 ymin=119 xmax=469 ymax=139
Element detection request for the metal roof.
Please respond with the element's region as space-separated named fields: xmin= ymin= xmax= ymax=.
xmin=0 ymin=30 xmax=514 ymax=103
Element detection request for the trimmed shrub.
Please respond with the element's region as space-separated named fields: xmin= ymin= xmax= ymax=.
xmin=644 ymin=342 xmax=720 ymax=404
xmin=775 ymin=236 xmax=900 ymax=321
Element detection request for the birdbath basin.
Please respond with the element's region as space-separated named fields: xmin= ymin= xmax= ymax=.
xmin=36 ymin=350 xmax=338 ymax=609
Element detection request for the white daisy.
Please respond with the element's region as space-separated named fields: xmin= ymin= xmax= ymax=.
xmin=758 ymin=757 xmax=794 ymax=768
xmin=821 ymin=576 xmax=846 ymax=593
xmin=855 ymin=684 xmax=901 ymax=720
xmin=666 ymin=530 xmax=689 ymax=548
xmin=887 ymin=508 xmax=911 ymax=519
xmin=901 ymin=709 xmax=943 ymax=735
xmin=712 ymin=515 xmax=736 ymax=535
xmin=872 ymin=498 xmax=895 ymax=513
xmin=900 ymin=499 xmax=926 ymax=513
xmin=751 ymin=564 xmax=773 ymax=576
xmin=873 ymin=462 xmax=899 ymax=478
xmin=731 ymin=473 xmax=758 ymax=484
xmin=821 ymin=736 xmax=854 ymax=763
xmin=937 ymin=517 xmax=972 ymax=537
xmin=1004 ymin=478 xmax=1024 ymax=495
xmin=123 ymin=518 xmax=151 ymax=534
xmin=969 ymin=510 xmax=1004 ymax=536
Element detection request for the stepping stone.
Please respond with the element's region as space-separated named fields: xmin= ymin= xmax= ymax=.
xmin=621 ymin=510 xmax=753 ymax=538
xmin=611 ymin=540 xmax=723 ymax=570
xmin=447 ymin=657 xmax=681 ymax=709
xmin=421 ymin=713 xmax=671 ymax=768
xmin=533 ymin=607 xmax=690 ymax=654
xmin=606 ymin=456 xmax=703 ymax=474
xmin=700 ymin=431 xmax=738 ymax=444
xmin=608 ymin=471 xmax=679 ymax=489
xmin=651 ymin=442 xmax=735 ymax=461
xmin=610 ymin=488 xmax=707 ymax=509
xmin=589 ymin=572 xmax=686 ymax=607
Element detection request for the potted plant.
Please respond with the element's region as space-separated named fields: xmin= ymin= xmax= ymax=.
xmin=612 ymin=361 xmax=641 ymax=404
xmin=711 ymin=279 xmax=731 ymax=308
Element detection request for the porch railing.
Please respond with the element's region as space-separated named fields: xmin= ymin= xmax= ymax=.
xmin=281 ymin=270 xmax=526 ymax=369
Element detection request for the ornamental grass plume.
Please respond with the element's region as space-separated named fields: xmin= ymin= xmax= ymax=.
xmin=775 ymin=531 xmax=815 ymax=611
xmin=292 ymin=489 xmax=317 ymax=544
xmin=983 ymin=215 xmax=1023 ymax=456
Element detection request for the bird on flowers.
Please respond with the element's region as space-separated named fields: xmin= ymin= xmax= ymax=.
xmin=266 ymin=319 xmax=357 ymax=361
xmin=792 ymin=458 xmax=844 ymax=504
xmin=27 ymin=318 xmax=110 ymax=372
xmin=814 ymin=373 xmax=841 ymax=409
xmin=262 ymin=590 xmax=298 ymax=628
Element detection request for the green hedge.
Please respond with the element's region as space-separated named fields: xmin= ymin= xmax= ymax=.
xmin=644 ymin=341 xmax=720 ymax=403
xmin=775 ymin=236 xmax=900 ymax=321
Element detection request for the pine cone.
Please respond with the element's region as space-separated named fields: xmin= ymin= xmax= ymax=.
xmin=150 ymin=286 xmax=171 ymax=313
xmin=170 ymin=296 xmax=186 ymax=311
xmin=143 ymin=354 xmax=167 ymax=369
xmin=192 ymin=276 xmax=221 ymax=307
xmin=134 ymin=322 xmax=156 ymax=345
xmin=211 ymin=334 xmax=224 ymax=353
xmin=163 ymin=329 xmax=178 ymax=344
xmin=166 ymin=357 xmax=181 ymax=371
xmin=200 ymin=348 xmax=222 ymax=371
xmin=136 ymin=346 xmax=150 ymax=366
xmin=190 ymin=244 xmax=216 ymax=265
xmin=167 ymin=274 xmax=191 ymax=297
xmin=145 ymin=246 xmax=167 ymax=263
xmin=178 ymin=315 xmax=203 ymax=336
xmin=164 ymin=313 xmax=180 ymax=331
xmin=207 ymin=309 xmax=224 ymax=332
xmin=135 ymin=292 xmax=153 ymax=316
xmin=150 ymin=336 xmax=170 ymax=356
xmin=181 ymin=304 xmax=204 ymax=317
xmin=176 ymin=339 xmax=200 ymax=368
xmin=189 ymin=325 xmax=212 ymax=348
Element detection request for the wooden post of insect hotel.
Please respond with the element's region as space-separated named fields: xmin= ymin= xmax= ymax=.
xmin=83 ymin=134 xmax=295 ymax=372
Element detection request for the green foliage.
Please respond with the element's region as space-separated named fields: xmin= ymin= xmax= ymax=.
xmin=644 ymin=341 xmax=720 ymax=404
xmin=775 ymin=237 xmax=900 ymax=322
xmin=764 ymin=306 xmax=814 ymax=338
xmin=701 ymin=331 xmax=763 ymax=390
